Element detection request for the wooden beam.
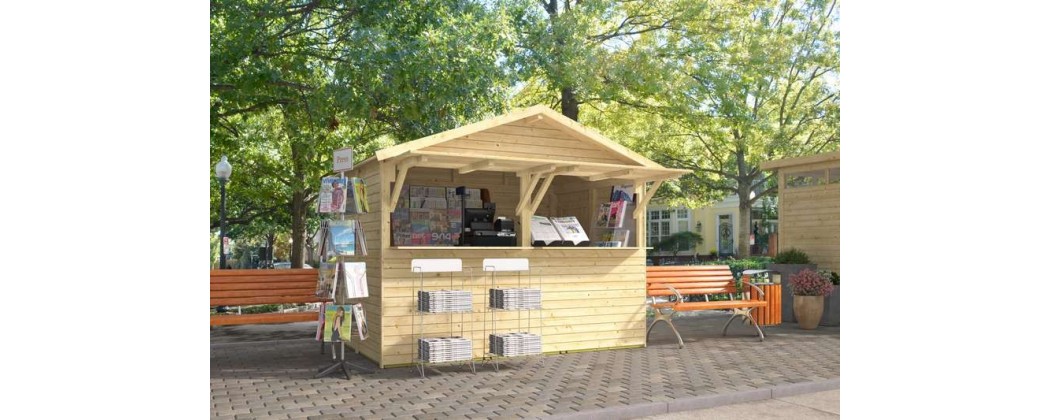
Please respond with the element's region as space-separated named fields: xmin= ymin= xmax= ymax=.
xmin=516 ymin=164 xmax=557 ymax=177
xmin=633 ymin=179 xmax=664 ymax=219
xmin=529 ymin=175 xmax=557 ymax=214
xmin=515 ymin=173 xmax=542 ymax=216
xmin=587 ymin=169 xmax=633 ymax=182
xmin=387 ymin=156 xmax=425 ymax=209
xmin=457 ymin=159 xmax=495 ymax=174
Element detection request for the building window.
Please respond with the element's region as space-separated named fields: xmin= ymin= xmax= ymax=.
xmin=647 ymin=207 xmax=692 ymax=250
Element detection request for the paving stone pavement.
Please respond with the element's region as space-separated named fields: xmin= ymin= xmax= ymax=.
xmin=212 ymin=312 xmax=839 ymax=419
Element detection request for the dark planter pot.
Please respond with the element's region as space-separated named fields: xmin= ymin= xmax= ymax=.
xmin=820 ymin=285 xmax=840 ymax=326
xmin=766 ymin=263 xmax=818 ymax=323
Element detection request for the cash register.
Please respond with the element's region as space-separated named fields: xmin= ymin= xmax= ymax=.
xmin=461 ymin=206 xmax=517 ymax=246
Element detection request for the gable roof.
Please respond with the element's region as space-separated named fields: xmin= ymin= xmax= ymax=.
xmin=373 ymin=105 xmax=688 ymax=181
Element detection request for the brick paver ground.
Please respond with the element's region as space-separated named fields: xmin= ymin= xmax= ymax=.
xmin=211 ymin=313 xmax=839 ymax=419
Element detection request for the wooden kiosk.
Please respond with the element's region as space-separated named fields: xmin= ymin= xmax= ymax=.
xmin=340 ymin=105 xmax=689 ymax=368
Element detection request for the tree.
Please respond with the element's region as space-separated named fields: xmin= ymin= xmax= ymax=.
xmin=211 ymin=0 xmax=515 ymax=267
xmin=653 ymin=231 xmax=704 ymax=258
xmin=638 ymin=0 xmax=840 ymax=256
xmin=507 ymin=0 xmax=688 ymax=120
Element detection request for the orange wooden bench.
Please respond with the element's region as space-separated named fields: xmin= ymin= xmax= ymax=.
xmin=210 ymin=269 xmax=329 ymax=326
xmin=646 ymin=265 xmax=767 ymax=348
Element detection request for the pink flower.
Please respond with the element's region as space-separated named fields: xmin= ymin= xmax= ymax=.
xmin=789 ymin=269 xmax=834 ymax=296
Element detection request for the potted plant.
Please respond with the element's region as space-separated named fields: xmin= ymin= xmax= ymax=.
xmin=788 ymin=269 xmax=834 ymax=329
xmin=819 ymin=270 xmax=840 ymax=327
xmin=766 ymin=248 xmax=817 ymax=322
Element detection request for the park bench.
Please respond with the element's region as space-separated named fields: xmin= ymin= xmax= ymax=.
xmin=645 ymin=265 xmax=767 ymax=348
xmin=210 ymin=269 xmax=329 ymax=326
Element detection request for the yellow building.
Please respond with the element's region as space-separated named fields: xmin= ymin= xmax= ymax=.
xmin=646 ymin=195 xmax=778 ymax=260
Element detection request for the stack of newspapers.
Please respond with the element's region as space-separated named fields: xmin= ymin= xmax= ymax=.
xmin=489 ymin=332 xmax=542 ymax=357
xmin=418 ymin=337 xmax=473 ymax=363
xmin=489 ymin=288 xmax=541 ymax=310
xmin=417 ymin=290 xmax=473 ymax=313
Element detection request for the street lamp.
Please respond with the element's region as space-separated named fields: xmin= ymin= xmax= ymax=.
xmin=215 ymin=155 xmax=233 ymax=269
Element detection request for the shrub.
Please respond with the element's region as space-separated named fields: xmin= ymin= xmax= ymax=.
xmin=789 ymin=269 xmax=834 ymax=296
xmin=773 ymin=248 xmax=812 ymax=264
xmin=819 ymin=270 xmax=840 ymax=285
xmin=703 ymin=256 xmax=773 ymax=280
xmin=241 ymin=304 xmax=282 ymax=314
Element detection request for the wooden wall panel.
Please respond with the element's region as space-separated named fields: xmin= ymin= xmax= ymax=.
xmin=378 ymin=248 xmax=646 ymax=367
xmin=779 ymin=181 xmax=839 ymax=273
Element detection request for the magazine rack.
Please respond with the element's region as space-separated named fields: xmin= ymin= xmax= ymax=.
xmin=482 ymin=258 xmax=542 ymax=371
xmin=411 ymin=258 xmax=476 ymax=378
xmin=592 ymin=201 xmax=635 ymax=247
xmin=316 ymin=168 xmax=375 ymax=380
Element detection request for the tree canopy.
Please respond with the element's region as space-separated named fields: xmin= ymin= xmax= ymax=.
xmin=210 ymin=0 xmax=840 ymax=262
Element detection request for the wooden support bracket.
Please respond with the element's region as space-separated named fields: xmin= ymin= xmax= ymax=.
xmin=457 ymin=159 xmax=495 ymax=174
xmin=633 ymin=179 xmax=664 ymax=218
xmin=388 ymin=156 xmax=426 ymax=209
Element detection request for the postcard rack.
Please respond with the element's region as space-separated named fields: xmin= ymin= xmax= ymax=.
xmin=411 ymin=258 xmax=476 ymax=378
xmin=482 ymin=258 xmax=542 ymax=371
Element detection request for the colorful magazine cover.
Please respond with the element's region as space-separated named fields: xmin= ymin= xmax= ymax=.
xmin=595 ymin=203 xmax=611 ymax=227
xmin=607 ymin=201 xmax=627 ymax=228
xmin=354 ymin=219 xmax=368 ymax=256
xmin=610 ymin=184 xmax=634 ymax=202
xmin=350 ymin=177 xmax=369 ymax=213
xmin=316 ymin=261 xmax=338 ymax=299
xmin=352 ymin=303 xmax=369 ymax=341
xmin=323 ymin=305 xmax=353 ymax=342
xmin=318 ymin=177 xmax=348 ymax=213
xmin=328 ymin=220 xmax=356 ymax=256
xmin=315 ymin=303 xmax=325 ymax=341
xmin=343 ymin=262 xmax=368 ymax=299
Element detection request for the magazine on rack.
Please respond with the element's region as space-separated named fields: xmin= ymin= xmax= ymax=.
xmin=315 ymin=303 xmax=325 ymax=341
xmin=352 ymin=303 xmax=369 ymax=341
xmin=610 ymin=184 xmax=635 ymax=202
xmin=349 ymin=177 xmax=369 ymax=213
xmin=328 ymin=219 xmax=357 ymax=256
xmin=323 ymin=305 xmax=353 ymax=342
xmin=318 ymin=177 xmax=348 ymax=213
xmin=354 ymin=219 xmax=368 ymax=256
xmin=550 ymin=216 xmax=589 ymax=245
xmin=342 ymin=262 xmax=368 ymax=299
xmin=607 ymin=200 xmax=627 ymax=228
xmin=316 ymin=260 xmax=339 ymax=299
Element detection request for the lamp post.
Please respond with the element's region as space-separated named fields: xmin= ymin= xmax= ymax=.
xmin=214 ymin=155 xmax=233 ymax=269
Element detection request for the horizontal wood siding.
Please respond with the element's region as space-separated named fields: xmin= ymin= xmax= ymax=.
xmin=378 ymin=248 xmax=646 ymax=366
xmin=779 ymin=183 xmax=839 ymax=272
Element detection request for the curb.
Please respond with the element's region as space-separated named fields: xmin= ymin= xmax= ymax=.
xmin=546 ymin=378 xmax=839 ymax=420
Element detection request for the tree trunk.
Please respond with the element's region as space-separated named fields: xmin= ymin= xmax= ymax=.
xmin=291 ymin=190 xmax=307 ymax=268
xmin=737 ymin=192 xmax=752 ymax=257
xmin=561 ymin=87 xmax=579 ymax=121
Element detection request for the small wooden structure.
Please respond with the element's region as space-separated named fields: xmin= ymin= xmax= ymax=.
xmin=760 ymin=151 xmax=840 ymax=272
xmin=339 ymin=105 xmax=689 ymax=367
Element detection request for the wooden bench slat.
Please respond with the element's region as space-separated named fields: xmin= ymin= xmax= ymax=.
xmin=211 ymin=289 xmax=320 ymax=299
xmin=212 ymin=295 xmax=326 ymax=306
xmin=651 ymin=300 xmax=766 ymax=310
xmin=211 ymin=274 xmax=319 ymax=283
xmin=211 ymin=281 xmax=318 ymax=291
xmin=210 ymin=312 xmax=318 ymax=326
xmin=646 ymin=266 xmax=728 ymax=271
xmin=210 ymin=269 xmax=318 ymax=277
xmin=645 ymin=271 xmax=734 ymax=279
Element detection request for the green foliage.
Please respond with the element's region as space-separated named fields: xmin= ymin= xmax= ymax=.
xmin=773 ymin=248 xmax=812 ymax=264
xmin=819 ymin=270 xmax=840 ymax=285
xmin=703 ymin=256 xmax=773 ymax=280
xmin=652 ymin=231 xmax=704 ymax=256
xmin=240 ymin=304 xmax=282 ymax=314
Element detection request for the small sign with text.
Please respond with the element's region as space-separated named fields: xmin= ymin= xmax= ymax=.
xmin=333 ymin=148 xmax=354 ymax=172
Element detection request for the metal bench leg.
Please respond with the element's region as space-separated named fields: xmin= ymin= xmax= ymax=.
xmin=721 ymin=309 xmax=765 ymax=342
xmin=647 ymin=308 xmax=684 ymax=349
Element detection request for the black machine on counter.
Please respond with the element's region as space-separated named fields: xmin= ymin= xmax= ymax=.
xmin=461 ymin=205 xmax=517 ymax=246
